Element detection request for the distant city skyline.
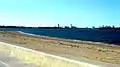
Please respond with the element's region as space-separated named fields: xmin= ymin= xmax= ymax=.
xmin=0 ymin=0 xmax=120 ymax=27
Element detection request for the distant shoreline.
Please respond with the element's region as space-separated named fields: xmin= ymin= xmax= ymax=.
xmin=1 ymin=27 xmax=120 ymax=45
xmin=17 ymin=31 xmax=118 ymax=47
xmin=1 ymin=25 xmax=120 ymax=30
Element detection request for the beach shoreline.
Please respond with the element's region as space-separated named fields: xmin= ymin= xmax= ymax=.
xmin=0 ymin=31 xmax=120 ymax=64
xmin=17 ymin=31 xmax=118 ymax=47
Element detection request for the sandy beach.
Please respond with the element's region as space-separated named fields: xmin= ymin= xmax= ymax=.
xmin=0 ymin=31 xmax=120 ymax=64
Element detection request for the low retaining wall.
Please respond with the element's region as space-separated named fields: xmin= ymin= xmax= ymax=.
xmin=0 ymin=42 xmax=108 ymax=67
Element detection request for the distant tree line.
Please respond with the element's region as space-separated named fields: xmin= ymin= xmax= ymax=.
xmin=1 ymin=25 xmax=120 ymax=30
xmin=93 ymin=25 xmax=120 ymax=30
xmin=0 ymin=26 xmax=32 ymax=28
xmin=0 ymin=25 xmax=77 ymax=29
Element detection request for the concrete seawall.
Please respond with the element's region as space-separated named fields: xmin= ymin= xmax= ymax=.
xmin=0 ymin=42 xmax=119 ymax=67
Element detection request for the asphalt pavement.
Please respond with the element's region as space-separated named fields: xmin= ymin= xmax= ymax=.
xmin=0 ymin=52 xmax=37 ymax=67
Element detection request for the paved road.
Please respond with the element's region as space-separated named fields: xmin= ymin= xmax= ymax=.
xmin=0 ymin=52 xmax=37 ymax=67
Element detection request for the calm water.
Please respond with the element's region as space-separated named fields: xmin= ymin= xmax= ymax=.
xmin=1 ymin=28 xmax=120 ymax=45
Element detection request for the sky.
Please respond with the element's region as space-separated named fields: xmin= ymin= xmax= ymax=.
xmin=0 ymin=0 xmax=120 ymax=27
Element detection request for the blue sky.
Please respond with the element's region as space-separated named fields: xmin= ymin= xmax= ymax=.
xmin=0 ymin=0 xmax=120 ymax=27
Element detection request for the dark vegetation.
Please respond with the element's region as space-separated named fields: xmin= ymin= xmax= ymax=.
xmin=0 ymin=24 xmax=77 ymax=29
xmin=94 ymin=25 xmax=120 ymax=30
xmin=0 ymin=25 xmax=120 ymax=30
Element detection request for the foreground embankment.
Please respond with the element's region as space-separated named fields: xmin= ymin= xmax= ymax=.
xmin=0 ymin=42 xmax=120 ymax=67
xmin=0 ymin=42 xmax=104 ymax=67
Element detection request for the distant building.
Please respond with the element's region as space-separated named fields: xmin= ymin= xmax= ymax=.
xmin=64 ymin=26 xmax=70 ymax=29
xmin=70 ymin=24 xmax=72 ymax=28
xmin=70 ymin=24 xmax=77 ymax=29
xmin=58 ymin=24 xmax=60 ymax=28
